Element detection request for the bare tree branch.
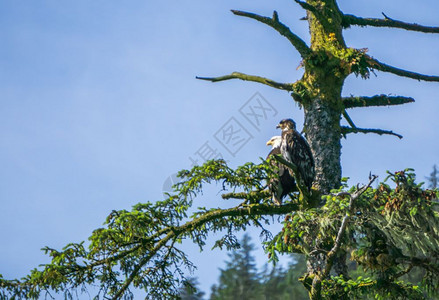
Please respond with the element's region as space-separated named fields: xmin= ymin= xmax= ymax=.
xmin=294 ymin=0 xmax=319 ymax=16
xmin=368 ymin=57 xmax=439 ymax=82
xmin=341 ymin=126 xmax=403 ymax=139
xmin=196 ymin=72 xmax=294 ymax=91
xmin=342 ymin=13 xmax=439 ymax=33
xmin=343 ymin=94 xmax=415 ymax=108
xmin=231 ymin=9 xmax=311 ymax=58
xmin=294 ymin=1 xmax=337 ymax=31
xmin=323 ymin=175 xmax=378 ymax=277
xmin=342 ymin=110 xmax=356 ymax=128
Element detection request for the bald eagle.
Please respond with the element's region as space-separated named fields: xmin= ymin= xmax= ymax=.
xmin=276 ymin=119 xmax=315 ymax=192
xmin=266 ymin=136 xmax=297 ymax=205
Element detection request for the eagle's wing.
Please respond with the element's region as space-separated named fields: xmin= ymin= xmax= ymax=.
xmin=267 ymin=146 xmax=297 ymax=203
xmin=282 ymin=130 xmax=315 ymax=189
xmin=267 ymin=147 xmax=287 ymax=176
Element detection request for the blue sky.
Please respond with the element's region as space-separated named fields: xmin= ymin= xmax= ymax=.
xmin=1 ymin=0 xmax=438 ymax=297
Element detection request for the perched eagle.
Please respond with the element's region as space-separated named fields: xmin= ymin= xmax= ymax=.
xmin=276 ymin=119 xmax=315 ymax=192
xmin=266 ymin=136 xmax=297 ymax=205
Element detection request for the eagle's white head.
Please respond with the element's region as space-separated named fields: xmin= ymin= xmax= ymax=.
xmin=266 ymin=136 xmax=282 ymax=149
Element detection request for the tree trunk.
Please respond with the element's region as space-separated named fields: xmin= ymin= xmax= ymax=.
xmin=302 ymin=1 xmax=347 ymax=298
xmin=304 ymin=95 xmax=342 ymax=194
xmin=300 ymin=0 xmax=346 ymax=193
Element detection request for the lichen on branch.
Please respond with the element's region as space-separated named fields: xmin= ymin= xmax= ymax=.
xmin=343 ymin=94 xmax=415 ymax=109
xmin=230 ymin=9 xmax=311 ymax=58
xmin=196 ymin=72 xmax=295 ymax=91
xmin=342 ymin=13 xmax=439 ymax=33
xmin=341 ymin=126 xmax=403 ymax=139
xmin=368 ymin=56 xmax=439 ymax=82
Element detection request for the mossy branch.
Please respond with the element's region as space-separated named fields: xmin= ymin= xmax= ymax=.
xmin=323 ymin=175 xmax=378 ymax=277
xmin=404 ymin=256 xmax=439 ymax=276
xmin=113 ymin=232 xmax=176 ymax=299
xmin=308 ymin=175 xmax=377 ymax=299
xmin=342 ymin=110 xmax=356 ymax=128
xmin=196 ymin=72 xmax=295 ymax=91
xmin=343 ymin=95 xmax=415 ymax=108
xmin=230 ymin=9 xmax=311 ymax=58
xmin=341 ymin=126 xmax=403 ymax=139
xmin=1 ymin=201 xmax=299 ymax=299
xmin=222 ymin=190 xmax=270 ymax=200
xmin=293 ymin=0 xmax=325 ymax=22
xmin=113 ymin=201 xmax=296 ymax=299
xmin=342 ymin=13 xmax=439 ymax=33
xmin=293 ymin=0 xmax=318 ymax=15
xmin=368 ymin=57 xmax=439 ymax=82
xmin=0 ymin=159 xmax=307 ymax=299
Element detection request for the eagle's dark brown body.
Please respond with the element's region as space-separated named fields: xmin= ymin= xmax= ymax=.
xmin=277 ymin=119 xmax=315 ymax=192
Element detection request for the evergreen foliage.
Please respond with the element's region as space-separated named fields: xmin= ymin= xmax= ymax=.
xmin=210 ymin=234 xmax=308 ymax=300
xmin=266 ymin=169 xmax=439 ymax=299
xmin=426 ymin=165 xmax=439 ymax=189
xmin=1 ymin=158 xmax=438 ymax=299
xmin=210 ymin=234 xmax=262 ymax=300
xmin=1 ymin=1 xmax=439 ymax=299
xmin=260 ymin=251 xmax=308 ymax=299
xmin=0 ymin=159 xmax=301 ymax=299
xmin=178 ymin=277 xmax=205 ymax=300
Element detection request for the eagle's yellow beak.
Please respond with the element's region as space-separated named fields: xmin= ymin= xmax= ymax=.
xmin=266 ymin=140 xmax=273 ymax=146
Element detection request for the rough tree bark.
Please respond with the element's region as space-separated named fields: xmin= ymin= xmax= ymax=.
xmin=299 ymin=2 xmax=346 ymax=298
xmin=301 ymin=0 xmax=345 ymax=194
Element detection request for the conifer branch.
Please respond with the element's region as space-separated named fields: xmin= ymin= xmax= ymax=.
xmin=343 ymin=95 xmax=415 ymax=108
xmin=113 ymin=234 xmax=176 ymax=299
xmin=341 ymin=126 xmax=403 ymax=139
xmin=323 ymin=175 xmax=378 ymax=277
xmin=196 ymin=72 xmax=294 ymax=91
xmin=392 ymin=265 xmax=413 ymax=280
xmin=342 ymin=13 xmax=439 ymax=33
xmin=1 ymin=200 xmax=299 ymax=299
xmin=222 ymin=190 xmax=270 ymax=200
xmin=406 ymin=257 xmax=439 ymax=275
xmin=368 ymin=57 xmax=439 ymax=82
xmin=230 ymin=9 xmax=311 ymax=58
xmin=308 ymin=175 xmax=377 ymax=299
